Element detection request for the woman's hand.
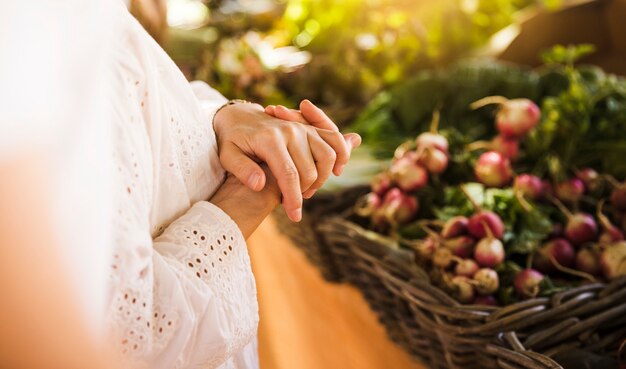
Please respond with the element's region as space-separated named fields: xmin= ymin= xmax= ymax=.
xmin=213 ymin=100 xmax=361 ymax=223
xmin=209 ymin=166 xmax=281 ymax=239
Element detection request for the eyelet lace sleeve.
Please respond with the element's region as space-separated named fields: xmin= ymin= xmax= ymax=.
xmin=106 ymin=5 xmax=259 ymax=369
xmin=108 ymin=202 xmax=259 ymax=369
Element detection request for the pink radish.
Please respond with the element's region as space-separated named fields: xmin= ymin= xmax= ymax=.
xmin=473 ymin=268 xmax=500 ymax=295
xmin=441 ymin=216 xmax=469 ymax=239
xmin=552 ymin=198 xmax=598 ymax=246
xmin=491 ymin=135 xmax=520 ymax=161
xmin=390 ymin=156 xmax=429 ymax=192
xmin=555 ymin=178 xmax=585 ymax=203
xmin=611 ymin=187 xmax=626 ymax=211
xmin=433 ymin=247 xmax=454 ymax=268
xmin=533 ymin=238 xmax=575 ymax=273
xmin=470 ymin=96 xmax=541 ymax=138
xmin=576 ymin=247 xmax=602 ymax=276
xmin=415 ymin=110 xmax=448 ymax=153
xmin=381 ymin=188 xmax=418 ymax=225
xmin=475 ymin=151 xmax=513 ymax=188
xmin=354 ymin=192 xmax=382 ymax=217
xmin=514 ymin=174 xmax=543 ymax=201
xmin=449 ymin=276 xmax=476 ymax=303
xmin=455 ymin=259 xmax=479 ymax=278
xmin=473 ymin=295 xmax=498 ymax=306
xmin=443 ymin=236 xmax=475 ymax=259
xmin=576 ymin=168 xmax=599 ymax=192
xmin=418 ymin=147 xmax=448 ymax=174
xmin=600 ymin=242 xmax=626 ymax=280
xmin=414 ymin=236 xmax=438 ymax=259
xmin=467 ymin=211 xmax=505 ymax=240
xmin=474 ymin=237 xmax=505 ymax=268
xmin=514 ymin=269 xmax=544 ymax=298
xmin=371 ymin=172 xmax=392 ymax=195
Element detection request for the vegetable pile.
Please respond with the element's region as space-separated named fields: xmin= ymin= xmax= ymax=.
xmin=354 ymin=45 xmax=626 ymax=306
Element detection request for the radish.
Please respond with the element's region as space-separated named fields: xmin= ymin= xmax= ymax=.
xmin=470 ymin=96 xmax=541 ymax=138
xmin=414 ymin=236 xmax=438 ymax=259
xmin=514 ymin=269 xmax=544 ymax=298
xmin=473 ymin=268 xmax=500 ymax=295
xmin=491 ymin=135 xmax=520 ymax=161
xmin=610 ymin=187 xmax=626 ymax=211
xmin=441 ymin=216 xmax=469 ymax=239
xmin=474 ymin=151 xmax=512 ymax=188
xmin=473 ymin=295 xmax=498 ymax=306
xmin=533 ymin=238 xmax=575 ymax=273
xmin=597 ymin=200 xmax=624 ymax=243
xmin=555 ymin=178 xmax=585 ymax=203
xmin=565 ymin=213 xmax=598 ymax=245
xmin=455 ymin=259 xmax=479 ymax=278
xmin=600 ymin=242 xmax=626 ymax=280
xmin=390 ymin=156 xmax=429 ymax=192
xmin=354 ymin=192 xmax=382 ymax=217
xmin=552 ymin=198 xmax=598 ymax=246
xmin=433 ymin=247 xmax=454 ymax=268
xmin=416 ymin=132 xmax=449 ymax=153
xmin=575 ymin=247 xmax=602 ymax=276
xmin=497 ymin=99 xmax=541 ymax=138
xmin=449 ymin=276 xmax=475 ymax=303
xmin=371 ymin=172 xmax=392 ymax=195
xmin=415 ymin=110 xmax=448 ymax=153
xmin=393 ymin=141 xmax=414 ymax=161
xmin=467 ymin=211 xmax=505 ymax=240
xmin=443 ymin=236 xmax=475 ymax=258
xmin=418 ymin=147 xmax=448 ymax=174
xmin=514 ymin=174 xmax=543 ymax=201
xmin=474 ymin=237 xmax=505 ymax=268
xmin=381 ymin=188 xmax=418 ymax=225
xmin=576 ymin=168 xmax=599 ymax=192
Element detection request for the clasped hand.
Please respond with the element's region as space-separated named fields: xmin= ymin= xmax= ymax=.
xmin=213 ymin=99 xmax=361 ymax=222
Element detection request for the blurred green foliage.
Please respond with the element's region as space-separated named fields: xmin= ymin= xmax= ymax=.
xmin=353 ymin=45 xmax=626 ymax=178
xmin=166 ymin=0 xmax=560 ymax=123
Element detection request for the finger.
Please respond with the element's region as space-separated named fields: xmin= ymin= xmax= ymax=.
xmin=316 ymin=128 xmax=352 ymax=176
xmin=264 ymin=105 xmax=277 ymax=116
xmin=219 ymin=142 xmax=266 ymax=191
xmin=273 ymin=105 xmax=307 ymax=124
xmin=303 ymin=133 xmax=336 ymax=199
xmin=344 ymin=132 xmax=362 ymax=150
xmin=287 ymin=134 xmax=318 ymax=194
xmin=264 ymin=144 xmax=303 ymax=222
xmin=300 ymin=99 xmax=339 ymax=132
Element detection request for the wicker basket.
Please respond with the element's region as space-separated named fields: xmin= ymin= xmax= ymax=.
xmin=319 ymin=215 xmax=626 ymax=369
xmin=272 ymin=185 xmax=369 ymax=283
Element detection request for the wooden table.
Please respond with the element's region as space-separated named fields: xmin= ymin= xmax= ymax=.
xmin=248 ymin=218 xmax=426 ymax=369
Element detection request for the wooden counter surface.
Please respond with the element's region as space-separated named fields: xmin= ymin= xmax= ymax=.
xmin=248 ymin=218 xmax=426 ymax=369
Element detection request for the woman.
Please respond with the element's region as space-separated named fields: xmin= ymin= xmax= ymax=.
xmin=0 ymin=1 xmax=360 ymax=368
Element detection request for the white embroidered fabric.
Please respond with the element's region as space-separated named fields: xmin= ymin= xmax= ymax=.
xmin=105 ymin=3 xmax=259 ymax=369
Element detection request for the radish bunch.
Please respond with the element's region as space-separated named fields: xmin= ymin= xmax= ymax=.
xmin=354 ymin=94 xmax=626 ymax=307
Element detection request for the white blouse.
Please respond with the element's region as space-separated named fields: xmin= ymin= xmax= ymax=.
xmin=2 ymin=1 xmax=259 ymax=369
xmin=106 ymin=4 xmax=259 ymax=369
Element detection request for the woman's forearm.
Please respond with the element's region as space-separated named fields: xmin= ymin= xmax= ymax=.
xmin=209 ymin=174 xmax=280 ymax=239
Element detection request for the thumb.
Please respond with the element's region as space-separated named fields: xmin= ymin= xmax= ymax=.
xmin=220 ymin=142 xmax=266 ymax=191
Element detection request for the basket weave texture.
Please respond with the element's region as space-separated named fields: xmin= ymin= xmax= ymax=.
xmin=318 ymin=210 xmax=626 ymax=369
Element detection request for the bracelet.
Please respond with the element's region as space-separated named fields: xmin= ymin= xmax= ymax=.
xmin=212 ymin=99 xmax=251 ymax=131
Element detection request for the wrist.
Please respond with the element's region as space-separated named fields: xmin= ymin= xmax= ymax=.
xmin=213 ymin=99 xmax=256 ymax=134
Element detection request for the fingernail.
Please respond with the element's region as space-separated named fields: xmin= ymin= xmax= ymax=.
xmin=303 ymin=189 xmax=317 ymax=199
xmin=337 ymin=164 xmax=345 ymax=176
xmin=248 ymin=172 xmax=261 ymax=189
